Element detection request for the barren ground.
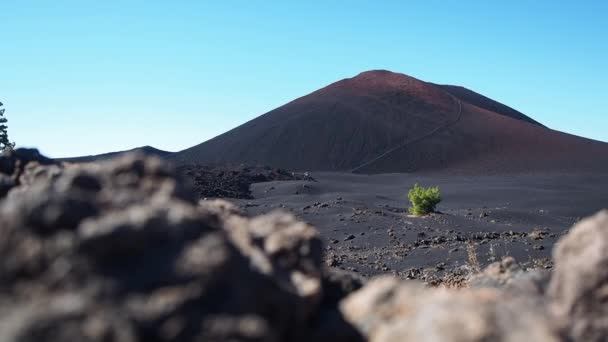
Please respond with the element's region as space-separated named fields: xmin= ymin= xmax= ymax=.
xmin=233 ymin=172 xmax=608 ymax=280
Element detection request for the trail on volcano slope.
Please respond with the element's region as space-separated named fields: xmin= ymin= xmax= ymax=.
xmin=350 ymin=96 xmax=462 ymax=173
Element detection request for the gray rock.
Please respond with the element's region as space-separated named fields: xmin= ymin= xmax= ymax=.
xmin=0 ymin=148 xmax=57 ymax=198
xmin=0 ymin=152 xmax=355 ymax=341
xmin=340 ymin=277 xmax=559 ymax=342
xmin=548 ymin=210 xmax=608 ymax=342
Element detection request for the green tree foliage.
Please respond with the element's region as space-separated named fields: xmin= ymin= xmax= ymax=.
xmin=0 ymin=101 xmax=15 ymax=152
xmin=408 ymin=183 xmax=441 ymax=216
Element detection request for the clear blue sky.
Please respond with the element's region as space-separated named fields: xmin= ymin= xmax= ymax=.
xmin=1 ymin=1 xmax=606 ymax=157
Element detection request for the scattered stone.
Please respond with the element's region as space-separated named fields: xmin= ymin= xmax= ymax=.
xmin=529 ymin=230 xmax=547 ymax=240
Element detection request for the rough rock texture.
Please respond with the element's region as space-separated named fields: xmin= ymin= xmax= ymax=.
xmin=0 ymin=148 xmax=57 ymax=197
xmin=177 ymin=164 xmax=313 ymax=199
xmin=2 ymin=148 xmax=608 ymax=342
xmin=0 ymin=149 xmax=360 ymax=342
xmin=468 ymin=256 xmax=551 ymax=297
xmin=548 ymin=210 xmax=608 ymax=342
xmin=340 ymin=277 xmax=559 ymax=342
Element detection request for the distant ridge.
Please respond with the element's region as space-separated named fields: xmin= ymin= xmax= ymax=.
xmin=59 ymin=146 xmax=170 ymax=163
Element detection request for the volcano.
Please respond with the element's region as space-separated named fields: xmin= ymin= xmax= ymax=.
xmin=172 ymin=70 xmax=607 ymax=173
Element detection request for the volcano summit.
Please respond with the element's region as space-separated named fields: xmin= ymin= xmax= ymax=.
xmin=170 ymin=70 xmax=608 ymax=174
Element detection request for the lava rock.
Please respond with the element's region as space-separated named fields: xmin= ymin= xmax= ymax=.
xmin=0 ymin=153 xmax=351 ymax=342
xmin=548 ymin=210 xmax=608 ymax=342
xmin=340 ymin=277 xmax=559 ymax=342
xmin=177 ymin=164 xmax=313 ymax=200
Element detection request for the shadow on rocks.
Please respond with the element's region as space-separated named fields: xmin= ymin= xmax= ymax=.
xmin=0 ymin=149 xmax=362 ymax=342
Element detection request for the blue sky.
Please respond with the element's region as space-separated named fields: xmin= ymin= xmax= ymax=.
xmin=1 ymin=1 xmax=606 ymax=157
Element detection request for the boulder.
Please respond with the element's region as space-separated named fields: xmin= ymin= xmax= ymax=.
xmin=469 ymin=256 xmax=551 ymax=297
xmin=0 ymin=148 xmax=57 ymax=197
xmin=0 ymin=152 xmax=357 ymax=341
xmin=340 ymin=276 xmax=559 ymax=342
xmin=548 ymin=210 xmax=608 ymax=342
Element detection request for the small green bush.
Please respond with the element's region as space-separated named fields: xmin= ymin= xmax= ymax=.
xmin=408 ymin=183 xmax=441 ymax=216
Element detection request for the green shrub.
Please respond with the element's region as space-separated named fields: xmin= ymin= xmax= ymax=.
xmin=408 ymin=183 xmax=441 ymax=216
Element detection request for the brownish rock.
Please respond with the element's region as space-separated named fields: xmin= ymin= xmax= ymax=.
xmin=548 ymin=210 xmax=608 ymax=342
xmin=0 ymin=152 xmax=356 ymax=342
xmin=340 ymin=277 xmax=559 ymax=342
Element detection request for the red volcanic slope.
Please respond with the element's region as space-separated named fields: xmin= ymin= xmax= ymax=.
xmin=172 ymin=70 xmax=608 ymax=174
xmin=433 ymin=84 xmax=545 ymax=127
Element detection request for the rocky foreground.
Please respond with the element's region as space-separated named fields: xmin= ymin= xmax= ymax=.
xmin=0 ymin=148 xmax=607 ymax=341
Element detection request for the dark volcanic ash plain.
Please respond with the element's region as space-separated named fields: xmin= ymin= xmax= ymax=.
xmin=234 ymin=171 xmax=608 ymax=283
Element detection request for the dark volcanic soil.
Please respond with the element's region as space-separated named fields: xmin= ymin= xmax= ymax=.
xmin=231 ymin=172 xmax=608 ymax=282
